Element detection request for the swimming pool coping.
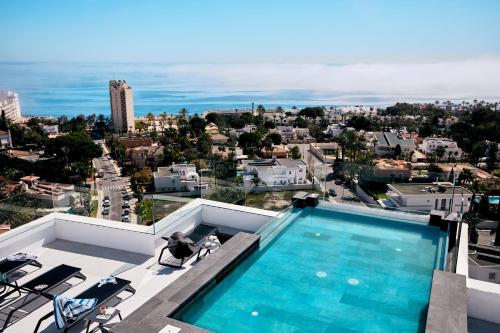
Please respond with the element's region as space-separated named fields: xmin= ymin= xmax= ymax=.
xmin=111 ymin=231 xmax=260 ymax=333
xmin=425 ymin=270 xmax=467 ymax=333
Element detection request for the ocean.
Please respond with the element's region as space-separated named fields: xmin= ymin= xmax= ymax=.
xmin=0 ymin=62 xmax=435 ymax=118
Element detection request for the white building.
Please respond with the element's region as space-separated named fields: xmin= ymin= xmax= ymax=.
xmin=0 ymin=129 xmax=12 ymax=148
xmin=41 ymin=124 xmax=59 ymax=135
xmin=154 ymin=163 xmax=200 ymax=192
xmin=109 ymin=80 xmax=135 ymax=134
xmin=420 ymin=137 xmax=463 ymax=160
xmin=386 ymin=182 xmax=472 ymax=213
xmin=0 ymin=90 xmax=21 ymax=121
xmin=241 ymin=158 xmax=307 ymax=186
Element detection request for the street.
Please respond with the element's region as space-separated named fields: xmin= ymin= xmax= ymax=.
xmin=294 ymin=143 xmax=360 ymax=205
xmin=93 ymin=141 xmax=136 ymax=222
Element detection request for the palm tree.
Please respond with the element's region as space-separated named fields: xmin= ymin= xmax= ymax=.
xmin=179 ymin=108 xmax=188 ymax=120
xmin=463 ymin=211 xmax=479 ymax=244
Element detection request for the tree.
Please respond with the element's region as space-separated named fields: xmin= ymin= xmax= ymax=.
xmin=197 ymin=132 xmax=212 ymax=156
xmin=268 ymin=132 xmax=282 ymax=145
xmin=463 ymin=212 xmax=479 ymax=244
xmin=261 ymin=136 xmax=273 ymax=157
xmin=0 ymin=110 xmax=8 ymax=131
xmin=44 ymin=132 xmax=102 ymax=169
xmin=434 ymin=146 xmax=446 ymax=161
xmin=290 ymin=145 xmax=301 ymax=160
xmin=298 ymin=107 xmax=324 ymax=119
xmin=256 ymin=104 xmax=265 ymax=116
xmin=478 ymin=195 xmax=490 ymax=218
xmin=134 ymin=199 xmax=153 ymax=225
xmin=293 ymin=116 xmax=308 ymax=128
xmin=458 ymin=168 xmax=474 ymax=184
xmin=146 ymin=112 xmax=155 ymax=126
xmin=179 ymin=108 xmax=189 ymax=120
xmin=133 ymin=167 xmax=153 ymax=187
xmin=238 ymin=132 xmax=262 ymax=154
xmin=189 ymin=114 xmax=206 ymax=137
xmin=135 ymin=121 xmax=147 ymax=134
xmin=264 ymin=120 xmax=275 ymax=129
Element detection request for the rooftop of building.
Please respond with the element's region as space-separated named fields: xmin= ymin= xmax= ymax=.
xmin=389 ymin=182 xmax=473 ymax=195
xmin=241 ymin=158 xmax=307 ymax=169
xmin=374 ymin=159 xmax=411 ymax=170
xmin=0 ymin=199 xmax=276 ymax=333
xmin=375 ymin=132 xmax=416 ymax=147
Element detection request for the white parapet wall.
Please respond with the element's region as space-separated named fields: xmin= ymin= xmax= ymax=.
xmin=455 ymin=222 xmax=500 ymax=324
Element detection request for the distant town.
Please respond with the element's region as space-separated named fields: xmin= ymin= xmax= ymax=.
xmin=1 ymin=82 xmax=498 ymax=236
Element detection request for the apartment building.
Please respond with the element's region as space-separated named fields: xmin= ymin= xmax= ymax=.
xmin=0 ymin=90 xmax=21 ymax=121
xmin=109 ymin=80 xmax=135 ymax=134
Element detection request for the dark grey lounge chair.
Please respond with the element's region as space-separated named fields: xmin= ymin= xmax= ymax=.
xmin=34 ymin=277 xmax=135 ymax=333
xmin=158 ymin=224 xmax=218 ymax=268
xmin=1 ymin=264 xmax=85 ymax=331
xmin=0 ymin=255 xmax=42 ymax=293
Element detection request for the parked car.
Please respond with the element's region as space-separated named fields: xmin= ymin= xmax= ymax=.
xmin=121 ymin=216 xmax=130 ymax=222
xmin=103 ymin=200 xmax=110 ymax=207
xmin=122 ymin=203 xmax=130 ymax=209
xmin=102 ymin=208 xmax=109 ymax=215
xmin=123 ymin=194 xmax=131 ymax=200
xmin=342 ymin=196 xmax=360 ymax=202
xmin=328 ymin=188 xmax=337 ymax=197
xmin=122 ymin=209 xmax=130 ymax=216
xmin=104 ymin=195 xmax=110 ymax=201
xmin=335 ymin=179 xmax=343 ymax=185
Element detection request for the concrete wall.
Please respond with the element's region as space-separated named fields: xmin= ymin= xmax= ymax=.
xmin=248 ymin=183 xmax=320 ymax=194
xmin=455 ymin=223 xmax=500 ymax=324
xmin=54 ymin=214 xmax=156 ymax=256
xmin=200 ymin=199 xmax=277 ymax=232
xmin=0 ymin=214 xmax=57 ymax=258
xmin=354 ymin=183 xmax=378 ymax=206
xmin=468 ymin=260 xmax=500 ymax=284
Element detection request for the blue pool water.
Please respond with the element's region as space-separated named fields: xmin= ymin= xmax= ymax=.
xmin=179 ymin=208 xmax=447 ymax=333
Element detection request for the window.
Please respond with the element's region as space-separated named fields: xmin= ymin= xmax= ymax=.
xmin=441 ymin=198 xmax=446 ymax=210
xmin=489 ymin=272 xmax=496 ymax=280
xmin=435 ymin=199 xmax=438 ymax=210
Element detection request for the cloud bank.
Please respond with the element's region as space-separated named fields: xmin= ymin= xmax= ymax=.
xmin=159 ymin=57 xmax=500 ymax=101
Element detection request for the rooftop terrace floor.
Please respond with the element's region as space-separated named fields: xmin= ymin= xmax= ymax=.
xmin=1 ymin=238 xmax=201 ymax=333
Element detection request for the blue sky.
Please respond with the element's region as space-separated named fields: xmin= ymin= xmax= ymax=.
xmin=1 ymin=0 xmax=500 ymax=63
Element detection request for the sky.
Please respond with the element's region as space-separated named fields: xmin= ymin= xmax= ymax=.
xmin=2 ymin=0 xmax=500 ymax=63
xmin=1 ymin=0 xmax=500 ymax=102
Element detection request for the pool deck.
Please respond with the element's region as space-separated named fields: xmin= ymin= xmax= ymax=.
xmin=111 ymin=232 xmax=260 ymax=333
xmin=425 ymin=270 xmax=467 ymax=333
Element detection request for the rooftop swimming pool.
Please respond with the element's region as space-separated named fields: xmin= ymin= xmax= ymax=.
xmin=177 ymin=206 xmax=447 ymax=333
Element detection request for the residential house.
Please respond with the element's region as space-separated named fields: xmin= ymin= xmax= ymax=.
xmin=0 ymin=130 xmax=12 ymax=148
xmin=241 ymin=158 xmax=307 ymax=186
xmin=153 ymin=163 xmax=201 ymax=192
xmin=373 ymin=132 xmax=416 ymax=157
xmin=420 ymin=137 xmax=463 ymax=161
xmin=210 ymin=133 xmax=229 ymax=145
xmin=386 ymin=182 xmax=472 ymax=213
xmin=260 ymin=145 xmax=289 ymax=158
xmin=371 ymin=159 xmax=412 ymax=181
xmin=130 ymin=145 xmax=163 ymax=168
xmin=204 ymin=122 xmax=220 ymax=135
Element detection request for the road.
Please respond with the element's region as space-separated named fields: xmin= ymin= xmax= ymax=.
xmin=93 ymin=141 xmax=135 ymax=222
xmin=293 ymin=143 xmax=360 ymax=205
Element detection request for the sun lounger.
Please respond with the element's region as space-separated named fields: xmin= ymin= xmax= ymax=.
xmin=1 ymin=264 xmax=85 ymax=331
xmin=34 ymin=277 xmax=135 ymax=333
xmin=158 ymin=224 xmax=218 ymax=268
xmin=0 ymin=253 xmax=42 ymax=291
